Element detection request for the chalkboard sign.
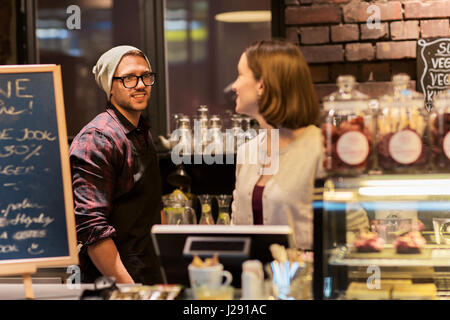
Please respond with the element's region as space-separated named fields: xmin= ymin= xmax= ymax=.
xmin=417 ymin=37 xmax=450 ymax=111
xmin=0 ymin=65 xmax=77 ymax=271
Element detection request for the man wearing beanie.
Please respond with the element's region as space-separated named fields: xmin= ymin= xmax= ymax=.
xmin=69 ymin=45 xmax=163 ymax=284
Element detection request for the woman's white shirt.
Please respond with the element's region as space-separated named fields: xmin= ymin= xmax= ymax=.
xmin=231 ymin=125 xmax=325 ymax=250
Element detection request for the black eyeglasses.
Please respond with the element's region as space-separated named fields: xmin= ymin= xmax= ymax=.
xmin=112 ymin=72 xmax=156 ymax=88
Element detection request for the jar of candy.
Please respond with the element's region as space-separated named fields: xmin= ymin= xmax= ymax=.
xmin=429 ymin=89 xmax=450 ymax=171
xmin=321 ymin=75 xmax=374 ymax=176
xmin=376 ymin=74 xmax=429 ymax=173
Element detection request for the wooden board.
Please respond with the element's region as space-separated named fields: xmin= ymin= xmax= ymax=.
xmin=0 ymin=64 xmax=78 ymax=273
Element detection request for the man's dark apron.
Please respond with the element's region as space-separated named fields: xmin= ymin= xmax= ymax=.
xmin=81 ymin=134 xmax=163 ymax=285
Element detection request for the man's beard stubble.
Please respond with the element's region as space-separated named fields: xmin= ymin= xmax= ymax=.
xmin=120 ymin=89 xmax=150 ymax=112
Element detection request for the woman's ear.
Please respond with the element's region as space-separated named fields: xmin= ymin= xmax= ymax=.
xmin=257 ymin=78 xmax=264 ymax=97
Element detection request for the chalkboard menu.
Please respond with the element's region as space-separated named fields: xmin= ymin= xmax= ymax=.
xmin=0 ymin=65 xmax=77 ymax=271
xmin=417 ymin=37 xmax=450 ymax=111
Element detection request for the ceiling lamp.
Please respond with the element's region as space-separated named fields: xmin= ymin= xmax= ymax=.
xmin=214 ymin=10 xmax=271 ymax=23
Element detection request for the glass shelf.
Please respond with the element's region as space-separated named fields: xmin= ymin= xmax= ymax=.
xmin=324 ymin=174 xmax=450 ymax=202
xmin=329 ymin=246 xmax=450 ymax=267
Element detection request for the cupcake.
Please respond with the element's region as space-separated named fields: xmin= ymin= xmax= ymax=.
xmin=395 ymin=231 xmax=426 ymax=254
xmin=353 ymin=231 xmax=384 ymax=252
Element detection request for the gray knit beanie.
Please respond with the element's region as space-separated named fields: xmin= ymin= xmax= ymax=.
xmin=92 ymin=45 xmax=152 ymax=99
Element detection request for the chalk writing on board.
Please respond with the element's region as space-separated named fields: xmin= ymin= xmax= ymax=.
xmin=0 ymin=196 xmax=54 ymax=256
xmin=0 ymin=78 xmax=35 ymax=98
xmin=0 ymin=145 xmax=43 ymax=162
xmin=418 ymin=38 xmax=450 ymax=111
xmin=0 ymin=198 xmax=44 ymax=215
xmin=0 ymin=70 xmax=70 ymax=261
xmin=0 ymin=245 xmax=18 ymax=253
xmin=0 ymin=165 xmax=35 ymax=176
xmin=28 ymin=243 xmax=44 ymax=255
xmin=6 ymin=212 xmax=54 ymax=228
xmin=13 ymin=230 xmax=47 ymax=241
xmin=0 ymin=100 xmax=30 ymax=116
xmin=0 ymin=128 xmax=56 ymax=142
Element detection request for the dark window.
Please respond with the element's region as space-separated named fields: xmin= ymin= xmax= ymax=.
xmin=164 ymin=0 xmax=271 ymax=133
xmin=36 ymin=0 xmax=142 ymax=139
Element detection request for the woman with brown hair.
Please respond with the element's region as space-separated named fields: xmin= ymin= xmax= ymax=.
xmin=230 ymin=39 xmax=325 ymax=250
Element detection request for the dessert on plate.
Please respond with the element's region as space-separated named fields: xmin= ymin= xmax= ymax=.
xmin=353 ymin=231 xmax=384 ymax=252
xmin=394 ymin=231 xmax=426 ymax=254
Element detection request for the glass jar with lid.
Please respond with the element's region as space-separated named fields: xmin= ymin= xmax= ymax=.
xmin=321 ymin=75 xmax=374 ymax=176
xmin=230 ymin=114 xmax=245 ymax=151
xmin=209 ymin=114 xmax=222 ymax=130
xmin=197 ymin=105 xmax=209 ymax=119
xmin=429 ymin=88 xmax=450 ymax=171
xmin=241 ymin=115 xmax=257 ymax=142
xmin=207 ymin=115 xmax=224 ymax=154
xmin=377 ymin=74 xmax=429 ymax=173
xmin=193 ymin=105 xmax=210 ymax=154
xmin=170 ymin=115 xmax=192 ymax=154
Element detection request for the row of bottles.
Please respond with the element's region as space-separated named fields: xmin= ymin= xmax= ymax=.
xmin=162 ymin=193 xmax=233 ymax=225
xmin=198 ymin=194 xmax=233 ymax=225
xmin=159 ymin=105 xmax=258 ymax=154
xmin=321 ymin=74 xmax=450 ymax=176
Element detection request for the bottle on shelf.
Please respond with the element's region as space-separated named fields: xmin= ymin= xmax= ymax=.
xmin=198 ymin=194 xmax=215 ymax=225
xmin=242 ymin=116 xmax=257 ymax=142
xmin=170 ymin=115 xmax=192 ymax=154
xmin=208 ymin=115 xmax=224 ymax=154
xmin=216 ymin=194 xmax=232 ymax=225
xmin=195 ymin=105 xmax=210 ymax=154
xmin=224 ymin=114 xmax=245 ymax=153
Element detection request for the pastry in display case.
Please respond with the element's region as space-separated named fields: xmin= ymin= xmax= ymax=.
xmin=345 ymin=280 xmax=437 ymax=300
xmin=317 ymin=174 xmax=450 ymax=300
xmin=353 ymin=231 xmax=384 ymax=253
xmin=394 ymin=231 xmax=426 ymax=254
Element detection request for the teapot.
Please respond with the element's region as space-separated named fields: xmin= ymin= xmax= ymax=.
xmin=158 ymin=135 xmax=173 ymax=150
xmin=159 ymin=115 xmax=192 ymax=151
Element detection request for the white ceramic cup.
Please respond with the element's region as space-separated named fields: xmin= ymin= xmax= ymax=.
xmin=188 ymin=263 xmax=232 ymax=296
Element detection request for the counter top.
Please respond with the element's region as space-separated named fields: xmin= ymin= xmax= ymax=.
xmin=0 ymin=284 xmax=242 ymax=300
xmin=0 ymin=283 xmax=93 ymax=300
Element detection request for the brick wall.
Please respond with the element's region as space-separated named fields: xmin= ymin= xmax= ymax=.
xmin=284 ymin=0 xmax=450 ymax=99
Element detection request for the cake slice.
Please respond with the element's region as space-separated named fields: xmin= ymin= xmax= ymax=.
xmin=391 ymin=283 xmax=437 ymax=300
xmin=394 ymin=231 xmax=426 ymax=254
xmin=345 ymin=282 xmax=391 ymax=300
xmin=353 ymin=231 xmax=384 ymax=252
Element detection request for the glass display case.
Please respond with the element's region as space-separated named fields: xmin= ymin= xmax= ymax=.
xmin=318 ymin=173 xmax=450 ymax=300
